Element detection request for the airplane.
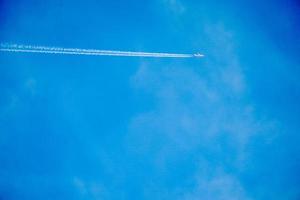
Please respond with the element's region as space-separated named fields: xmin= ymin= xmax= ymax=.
xmin=193 ymin=53 xmax=204 ymax=57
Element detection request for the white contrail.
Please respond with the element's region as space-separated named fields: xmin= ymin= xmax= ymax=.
xmin=0 ymin=43 xmax=204 ymax=58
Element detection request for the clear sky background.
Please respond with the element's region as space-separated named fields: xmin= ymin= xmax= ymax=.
xmin=0 ymin=0 xmax=299 ymax=199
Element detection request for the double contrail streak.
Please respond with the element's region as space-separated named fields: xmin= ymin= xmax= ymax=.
xmin=0 ymin=44 xmax=204 ymax=58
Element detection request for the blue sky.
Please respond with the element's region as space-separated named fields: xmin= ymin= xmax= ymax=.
xmin=0 ymin=0 xmax=299 ymax=199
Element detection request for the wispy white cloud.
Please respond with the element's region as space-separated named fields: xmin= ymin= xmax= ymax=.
xmin=0 ymin=78 xmax=37 ymax=119
xmin=72 ymin=176 xmax=107 ymax=199
xmin=182 ymin=170 xmax=251 ymax=200
xmin=163 ymin=0 xmax=186 ymax=14
xmin=25 ymin=78 xmax=37 ymax=96
xmin=129 ymin=24 xmax=256 ymax=154
xmin=203 ymin=23 xmax=246 ymax=94
xmin=127 ymin=23 xmax=277 ymax=198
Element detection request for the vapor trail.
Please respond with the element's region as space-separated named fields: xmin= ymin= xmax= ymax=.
xmin=0 ymin=44 xmax=204 ymax=58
